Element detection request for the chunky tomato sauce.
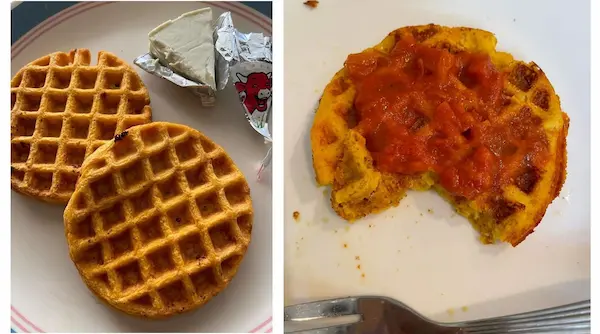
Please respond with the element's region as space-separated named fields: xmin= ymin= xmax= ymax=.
xmin=345 ymin=35 xmax=549 ymax=199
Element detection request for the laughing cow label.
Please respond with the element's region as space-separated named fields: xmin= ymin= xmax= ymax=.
xmin=231 ymin=62 xmax=272 ymax=141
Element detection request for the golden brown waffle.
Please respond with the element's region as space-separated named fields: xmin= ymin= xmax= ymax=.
xmin=11 ymin=49 xmax=152 ymax=203
xmin=311 ymin=25 xmax=569 ymax=246
xmin=63 ymin=122 xmax=253 ymax=318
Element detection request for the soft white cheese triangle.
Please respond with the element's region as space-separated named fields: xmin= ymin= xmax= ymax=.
xmin=148 ymin=8 xmax=216 ymax=89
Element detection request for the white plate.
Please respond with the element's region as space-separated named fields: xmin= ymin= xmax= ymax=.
xmin=11 ymin=2 xmax=272 ymax=332
xmin=284 ymin=0 xmax=590 ymax=322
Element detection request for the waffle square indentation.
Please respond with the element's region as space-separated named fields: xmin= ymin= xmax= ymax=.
xmin=90 ymin=175 xmax=117 ymax=202
xmin=71 ymin=215 xmax=95 ymax=239
xmin=175 ymin=138 xmax=198 ymax=163
xmin=121 ymin=161 xmax=145 ymax=188
xmin=20 ymin=93 xmax=42 ymax=111
xmin=157 ymin=175 xmax=182 ymax=201
xmin=190 ymin=268 xmax=218 ymax=295
xmin=167 ymin=201 xmax=194 ymax=230
xmin=137 ymin=215 xmax=164 ymax=243
xmin=108 ymin=228 xmax=133 ymax=259
xmin=13 ymin=117 xmax=36 ymax=137
xmin=69 ymin=118 xmax=90 ymax=139
xmin=72 ymin=94 xmax=94 ymax=113
xmin=57 ymin=172 xmax=78 ymax=193
xmin=33 ymin=143 xmax=58 ymax=164
xmin=157 ymin=280 xmax=190 ymax=307
xmin=178 ymin=233 xmax=206 ymax=263
xmin=208 ymin=221 xmax=236 ymax=251
xmin=46 ymin=94 xmax=68 ymax=113
xmin=149 ymin=150 xmax=173 ymax=176
xmin=40 ymin=118 xmax=63 ymax=137
xmin=196 ymin=193 xmax=222 ymax=218
xmin=146 ymin=246 xmax=175 ymax=277
xmin=11 ymin=142 xmax=31 ymax=163
xmin=211 ymin=155 xmax=233 ymax=177
xmin=116 ymin=261 xmax=143 ymax=291
xmin=99 ymin=202 xmax=125 ymax=231
xmin=130 ymin=189 xmax=154 ymax=215
xmin=184 ymin=164 xmax=209 ymax=190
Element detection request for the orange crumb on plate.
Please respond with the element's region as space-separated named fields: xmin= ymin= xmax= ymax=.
xmin=293 ymin=211 xmax=300 ymax=221
xmin=304 ymin=0 xmax=319 ymax=8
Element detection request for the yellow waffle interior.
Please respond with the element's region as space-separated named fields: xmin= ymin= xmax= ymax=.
xmin=11 ymin=49 xmax=152 ymax=203
xmin=63 ymin=122 xmax=253 ymax=318
xmin=311 ymin=25 xmax=569 ymax=246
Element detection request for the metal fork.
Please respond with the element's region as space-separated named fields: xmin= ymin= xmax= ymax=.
xmin=284 ymin=296 xmax=590 ymax=333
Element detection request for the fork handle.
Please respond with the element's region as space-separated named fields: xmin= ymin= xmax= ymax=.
xmin=456 ymin=300 xmax=590 ymax=333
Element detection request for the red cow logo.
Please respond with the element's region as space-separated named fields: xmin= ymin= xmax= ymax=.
xmin=234 ymin=72 xmax=272 ymax=114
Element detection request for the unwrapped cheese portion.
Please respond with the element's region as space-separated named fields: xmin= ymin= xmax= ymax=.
xmin=148 ymin=8 xmax=216 ymax=89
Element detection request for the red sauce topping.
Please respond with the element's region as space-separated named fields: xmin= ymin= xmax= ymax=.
xmin=345 ymin=35 xmax=549 ymax=199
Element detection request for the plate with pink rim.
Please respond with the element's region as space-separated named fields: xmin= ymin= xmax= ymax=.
xmin=11 ymin=1 xmax=272 ymax=332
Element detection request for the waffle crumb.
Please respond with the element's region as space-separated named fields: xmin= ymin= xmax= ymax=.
xmin=293 ymin=211 xmax=300 ymax=221
xmin=303 ymin=0 xmax=319 ymax=8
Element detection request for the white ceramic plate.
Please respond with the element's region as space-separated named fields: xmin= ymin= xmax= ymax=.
xmin=284 ymin=0 xmax=590 ymax=323
xmin=11 ymin=2 xmax=272 ymax=332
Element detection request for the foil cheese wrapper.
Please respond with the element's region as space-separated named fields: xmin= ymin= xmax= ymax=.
xmin=215 ymin=11 xmax=273 ymax=178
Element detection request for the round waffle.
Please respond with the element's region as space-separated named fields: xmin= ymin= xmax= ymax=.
xmin=11 ymin=49 xmax=152 ymax=203
xmin=63 ymin=122 xmax=253 ymax=318
xmin=311 ymin=25 xmax=569 ymax=246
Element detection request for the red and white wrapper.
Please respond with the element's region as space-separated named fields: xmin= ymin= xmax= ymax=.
xmin=215 ymin=11 xmax=272 ymax=180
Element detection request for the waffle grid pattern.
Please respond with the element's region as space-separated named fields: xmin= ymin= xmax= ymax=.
xmin=64 ymin=123 xmax=253 ymax=316
xmin=486 ymin=63 xmax=550 ymax=212
xmin=11 ymin=49 xmax=152 ymax=202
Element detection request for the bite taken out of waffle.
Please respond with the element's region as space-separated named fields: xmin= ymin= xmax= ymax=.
xmin=11 ymin=49 xmax=152 ymax=203
xmin=63 ymin=122 xmax=253 ymax=318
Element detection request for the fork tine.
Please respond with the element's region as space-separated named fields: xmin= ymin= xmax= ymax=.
xmin=284 ymin=297 xmax=360 ymax=321
xmin=460 ymin=300 xmax=590 ymax=333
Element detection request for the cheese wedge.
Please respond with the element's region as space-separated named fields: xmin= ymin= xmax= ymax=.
xmin=148 ymin=8 xmax=216 ymax=89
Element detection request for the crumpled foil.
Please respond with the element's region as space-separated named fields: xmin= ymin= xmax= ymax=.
xmin=215 ymin=11 xmax=273 ymax=178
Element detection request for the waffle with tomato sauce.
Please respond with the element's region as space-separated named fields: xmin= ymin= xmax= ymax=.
xmin=310 ymin=25 xmax=569 ymax=246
